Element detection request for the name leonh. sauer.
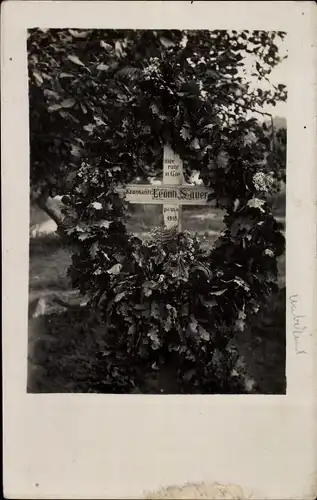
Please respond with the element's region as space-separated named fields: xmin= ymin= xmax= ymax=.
xmin=153 ymin=187 xmax=208 ymax=201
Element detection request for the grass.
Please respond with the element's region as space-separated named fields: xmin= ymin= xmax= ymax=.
xmin=127 ymin=204 xmax=226 ymax=234
xmin=28 ymin=307 xmax=105 ymax=393
xmin=237 ymin=286 xmax=286 ymax=394
xmin=28 ymin=203 xmax=286 ymax=394
xmin=29 ymin=236 xmax=72 ymax=300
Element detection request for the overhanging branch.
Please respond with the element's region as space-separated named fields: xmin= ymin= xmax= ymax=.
xmin=36 ymin=196 xmax=63 ymax=227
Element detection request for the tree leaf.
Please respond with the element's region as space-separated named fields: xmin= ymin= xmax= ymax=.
xmin=216 ymin=151 xmax=230 ymax=169
xmin=209 ymin=288 xmax=227 ymax=296
xmin=84 ymin=124 xmax=96 ymax=135
xmin=68 ymin=55 xmax=85 ymax=67
xmin=163 ymin=313 xmax=173 ymax=332
xmin=96 ymin=63 xmax=109 ymax=71
xmin=91 ymin=201 xmax=103 ymax=210
xmin=114 ymin=291 xmax=126 ymax=302
xmin=200 ymin=297 xmax=218 ymax=308
xmin=128 ymin=324 xmax=136 ymax=336
xmin=33 ymin=71 xmax=43 ymax=85
xmin=115 ymin=40 xmax=124 ymax=57
xmin=148 ymin=327 xmax=161 ymax=350
xmin=150 ymin=103 xmax=160 ymax=115
xmin=100 ymin=40 xmax=112 ymax=51
xmin=90 ymin=242 xmax=99 ymax=258
xmin=183 ymin=369 xmax=196 ymax=382
xmin=151 ymin=301 xmax=161 ymax=319
xmin=115 ymin=66 xmax=142 ymax=81
xmin=199 ymin=325 xmax=210 ymax=341
xmin=107 ymin=263 xmax=122 ymax=275
xmin=190 ymin=137 xmax=200 ymax=150
xmin=192 ymin=262 xmax=213 ymax=279
xmin=142 ymin=280 xmax=155 ymax=297
xmin=43 ymin=89 xmax=60 ymax=100
xmin=247 ymin=198 xmax=266 ymax=212
xmin=233 ymin=277 xmax=250 ymax=292
xmin=134 ymin=304 xmax=146 ymax=310
xmin=60 ymin=72 xmax=74 ymax=78
xmin=96 ymin=220 xmax=112 ymax=229
xmin=60 ymin=98 xmax=76 ymax=108
xmin=187 ymin=316 xmax=198 ymax=335
xmin=180 ymin=127 xmax=191 ymax=141
xmin=48 ymin=103 xmax=62 ymax=112
xmin=68 ymin=29 xmax=89 ymax=39
xmin=78 ymin=232 xmax=91 ymax=241
xmin=203 ymin=124 xmax=214 ymax=131
xmin=160 ymin=37 xmax=175 ymax=48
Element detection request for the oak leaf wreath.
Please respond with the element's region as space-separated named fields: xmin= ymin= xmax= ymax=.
xmin=59 ymin=57 xmax=284 ymax=394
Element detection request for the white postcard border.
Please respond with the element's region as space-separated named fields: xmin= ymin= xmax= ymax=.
xmin=2 ymin=2 xmax=316 ymax=499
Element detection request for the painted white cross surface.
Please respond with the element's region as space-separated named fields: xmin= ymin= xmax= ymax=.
xmin=121 ymin=144 xmax=213 ymax=232
xmin=162 ymin=144 xmax=183 ymax=231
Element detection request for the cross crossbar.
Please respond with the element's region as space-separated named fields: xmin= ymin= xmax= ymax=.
xmin=118 ymin=145 xmax=213 ymax=232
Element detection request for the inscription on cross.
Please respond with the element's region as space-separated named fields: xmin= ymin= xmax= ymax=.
xmin=120 ymin=144 xmax=213 ymax=232
xmin=162 ymin=144 xmax=184 ymax=231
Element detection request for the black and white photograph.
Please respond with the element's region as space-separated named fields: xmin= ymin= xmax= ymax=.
xmin=27 ymin=27 xmax=287 ymax=395
xmin=3 ymin=2 xmax=317 ymax=499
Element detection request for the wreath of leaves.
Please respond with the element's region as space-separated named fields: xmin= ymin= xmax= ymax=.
xmin=61 ymin=60 xmax=284 ymax=392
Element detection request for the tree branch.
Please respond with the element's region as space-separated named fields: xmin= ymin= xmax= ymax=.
xmin=36 ymin=196 xmax=63 ymax=227
xmin=269 ymin=113 xmax=276 ymax=155
xmin=236 ymin=102 xmax=274 ymax=119
xmin=52 ymin=296 xmax=89 ymax=310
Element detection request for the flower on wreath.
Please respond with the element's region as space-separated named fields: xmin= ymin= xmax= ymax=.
xmin=247 ymin=197 xmax=266 ymax=212
xmin=264 ymin=248 xmax=275 ymax=258
xmin=252 ymin=171 xmax=275 ymax=192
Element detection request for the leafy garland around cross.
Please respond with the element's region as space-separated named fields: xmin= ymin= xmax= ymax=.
xmin=28 ymin=29 xmax=286 ymax=393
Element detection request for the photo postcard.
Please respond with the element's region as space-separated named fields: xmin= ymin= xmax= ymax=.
xmin=2 ymin=1 xmax=316 ymax=498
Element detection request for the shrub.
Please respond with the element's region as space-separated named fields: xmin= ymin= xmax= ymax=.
xmin=65 ymin=201 xmax=284 ymax=393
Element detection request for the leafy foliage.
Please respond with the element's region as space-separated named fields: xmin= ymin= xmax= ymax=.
xmin=63 ymin=205 xmax=284 ymax=392
xmin=28 ymin=29 xmax=286 ymax=393
xmin=28 ymin=286 xmax=286 ymax=394
xmin=28 ymin=29 xmax=287 ymax=203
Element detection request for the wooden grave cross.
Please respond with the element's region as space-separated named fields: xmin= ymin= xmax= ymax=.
xmin=121 ymin=144 xmax=213 ymax=232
